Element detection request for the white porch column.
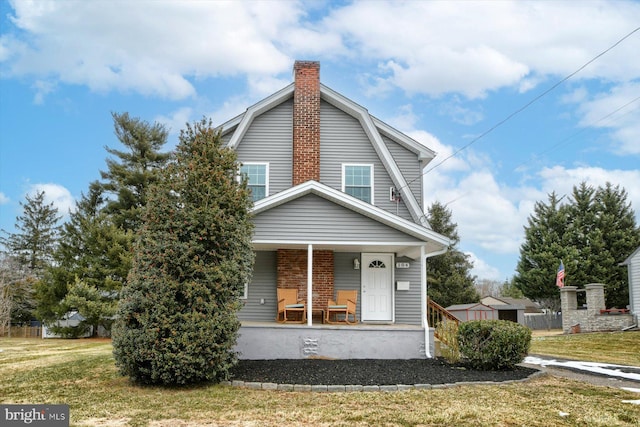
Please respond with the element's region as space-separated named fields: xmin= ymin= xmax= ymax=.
xmin=307 ymin=244 xmax=313 ymax=326
xmin=420 ymin=245 xmax=430 ymax=357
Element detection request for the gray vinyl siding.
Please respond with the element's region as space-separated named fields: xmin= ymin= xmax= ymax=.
xmin=629 ymin=251 xmax=640 ymax=316
xmin=252 ymin=194 xmax=424 ymax=243
xmin=238 ymin=251 xmax=421 ymax=324
xmin=382 ymin=134 xmax=423 ymax=213
xmin=221 ymin=129 xmax=234 ymax=146
xmin=319 ymin=101 xmax=414 ymax=223
xmin=238 ymin=251 xmax=278 ymax=321
xmin=334 ymin=252 xmax=362 ymax=321
xmin=235 ymin=99 xmax=293 ymax=196
xmin=394 ymin=257 xmax=422 ymax=325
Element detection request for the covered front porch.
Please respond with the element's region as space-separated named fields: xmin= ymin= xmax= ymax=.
xmin=241 ymin=181 xmax=451 ymax=359
xmin=236 ymin=321 xmax=434 ymax=359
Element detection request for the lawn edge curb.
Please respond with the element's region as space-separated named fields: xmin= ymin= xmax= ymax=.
xmin=226 ymin=367 xmax=545 ymax=392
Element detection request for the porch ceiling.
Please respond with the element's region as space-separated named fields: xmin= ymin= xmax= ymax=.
xmin=252 ymin=241 xmax=433 ymax=259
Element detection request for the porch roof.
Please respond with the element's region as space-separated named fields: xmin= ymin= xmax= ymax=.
xmin=250 ymin=180 xmax=451 ymax=258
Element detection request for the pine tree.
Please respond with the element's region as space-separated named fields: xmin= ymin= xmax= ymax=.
xmin=1 ymin=191 xmax=61 ymax=276
xmin=515 ymin=192 xmax=574 ymax=310
xmin=499 ymin=278 xmax=524 ymax=299
xmin=36 ymin=184 xmax=133 ymax=334
xmin=593 ymin=183 xmax=640 ymax=307
xmin=1 ymin=191 xmax=61 ymax=325
xmin=0 ymin=254 xmax=36 ymax=331
xmin=563 ymin=183 xmax=606 ymax=290
xmin=35 ymin=112 xmax=169 ymax=335
xmin=515 ymin=182 xmax=640 ymax=309
xmin=112 ymin=118 xmax=254 ymax=385
xmin=426 ymin=202 xmax=478 ymax=307
xmin=99 ymin=112 xmax=171 ymax=232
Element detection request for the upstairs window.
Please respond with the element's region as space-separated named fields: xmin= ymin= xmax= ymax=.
xmin=343 ymin=164 xmax=373 ymax=203
xmin=240 ymin=163 xmax=268 ymax=201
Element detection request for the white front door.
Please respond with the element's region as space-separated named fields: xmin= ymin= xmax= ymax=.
xmin=361 ymin=253 xmax=393 ymax=322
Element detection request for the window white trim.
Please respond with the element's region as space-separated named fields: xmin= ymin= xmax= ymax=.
xmin=240 ymin=283 xmax=248 ymax=300
xmin=342 ymin=163 xmax=374 ymax=204
xmin=240 ymin=162 xmax=269 ymax=201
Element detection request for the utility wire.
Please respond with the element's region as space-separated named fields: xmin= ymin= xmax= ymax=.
xmin=402 ymin=25 xmax=640 ymax=191
xmin=513 ymin=95 xmax=640 ymax=172
xmin=434 ymin=94 xmax=640 ymax=210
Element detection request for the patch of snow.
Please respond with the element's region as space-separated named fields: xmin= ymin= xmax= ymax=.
xmin=621 ymin=400 xmax=640 ymax=405
xmin=622 ymin=387 xmax=640 ymax=394
xmin=558 ymin=411 xmax=570 ymax=417
xmin=524 ymin=356 xmax=640 ymax=381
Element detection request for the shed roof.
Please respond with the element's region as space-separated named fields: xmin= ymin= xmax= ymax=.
xmin=446 ymin=303 xmax=495 ymax=312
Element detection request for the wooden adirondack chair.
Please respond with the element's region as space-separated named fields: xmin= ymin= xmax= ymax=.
xmin=276 ymin=288 xmax=306 ymax=323
xmin=326 ymin=290 xmax=358 ymax=324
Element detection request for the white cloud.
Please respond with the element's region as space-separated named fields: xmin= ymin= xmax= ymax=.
xmin=537 ymin=166 xmax=640 ymax=214
xmin=438 ymin=97 xmax=484 ymax=126
xmin=4 ymin=1 xmax=640 ymax=106
xmin=573 ymin=82 xmax=640 ymax=155
xmin=3 ymin=1 xmax=296 ymax=100
xmin=410 ymin=131 xmax=469 ymax=174
xmin=383 ymin=48 xmax=528 ymax=99
xmin=155 ymin=107 xmax=193 ymax=138
xmin=31 ymin=79 xmax=56 ymax=104
xmin=28 ymin=183 xmax=75 ymax=218
xmin=424 ymin=159 xmax=640 ymax=274
xmin=466 ymin=252 xmax=502 ymax=282
xmin=0 ymin=192 xmax=9 ymax=205
xmin=324 ymin=1 xmax=640 ymax=97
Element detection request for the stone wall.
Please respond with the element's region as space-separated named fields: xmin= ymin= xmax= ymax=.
xmin=560 ymin=284 xmax=634 ymax=334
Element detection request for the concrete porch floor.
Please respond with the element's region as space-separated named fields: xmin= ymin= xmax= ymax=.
xmin=235 ymin=321 xmax=434 ymax=360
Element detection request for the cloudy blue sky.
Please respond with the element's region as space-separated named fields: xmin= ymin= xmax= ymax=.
xmin=1 ymin=0 xmax=639 ymax=282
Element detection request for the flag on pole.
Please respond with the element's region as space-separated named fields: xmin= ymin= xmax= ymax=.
xmin=556 ymin=260 xmax=565 ymax=288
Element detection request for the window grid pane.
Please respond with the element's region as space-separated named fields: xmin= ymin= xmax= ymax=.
xmin=345 ymin=165 xmax=372 ymax=203
xmin=241 ymin=164 xmax=267 ymax=201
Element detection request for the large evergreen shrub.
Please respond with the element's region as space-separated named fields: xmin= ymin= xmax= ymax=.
xmin=112 ymin=118 xmax=254 ymax=385
xmin=458 ymin=320 xmax=531 ymax=370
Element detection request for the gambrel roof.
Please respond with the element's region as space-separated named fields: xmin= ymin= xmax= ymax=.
xmin=220 ymin=82 xmax=436 ymax=227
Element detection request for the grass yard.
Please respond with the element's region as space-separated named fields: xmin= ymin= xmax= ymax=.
xmin=1 ymin=336 xmax=639 ymax=426
xmin=530 ymin=330 xmax=640 ymax=366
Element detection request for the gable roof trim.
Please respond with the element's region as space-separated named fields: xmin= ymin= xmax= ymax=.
xmin=320 ymin=84 xmax=427 ymax=226
xmin=622 ymin=246 xmax=640 ymax=265
xmin=371 ymin=116 xmax=436 ymax=162
xmin=224 ymin=83 xmax=295 ymax=148
xmin=251 ymin=180 xmax=450 ymax=247
xmin=220 ymin=78 xmax=433 ymax=226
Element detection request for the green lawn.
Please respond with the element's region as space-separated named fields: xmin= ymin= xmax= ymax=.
xmin=1 ymin=336 xmax=639 ymax=426
xmin=530 ymin=330 xmax=640 ymax=366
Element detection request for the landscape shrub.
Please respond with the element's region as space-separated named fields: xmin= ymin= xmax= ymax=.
xmin=435 ymin=319 xmax=460 ymax=363
xmin=112 ymin=119 xmax=254 ymax=386
xmin=457 ymin=320 xmax=531 ymax=370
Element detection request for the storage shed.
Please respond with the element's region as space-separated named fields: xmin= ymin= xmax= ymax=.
xmin=42 ymin=310 xmax=93 ymax=338
xmin=445 ymin=303 xmax=496 ymax=322
xmin=480 ymin=296 xmax=537 ymax=324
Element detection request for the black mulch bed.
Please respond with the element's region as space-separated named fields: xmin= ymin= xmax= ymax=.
xmin=230 ymin=358 xmax=539 ymax=386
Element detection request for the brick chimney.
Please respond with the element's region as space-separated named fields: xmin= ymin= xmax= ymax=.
xmin=292 ymin=60 xmax=321 ymax=185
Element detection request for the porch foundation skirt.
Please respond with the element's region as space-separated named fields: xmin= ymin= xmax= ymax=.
xmin=235 ymin=322 xmax=434 ymax=359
